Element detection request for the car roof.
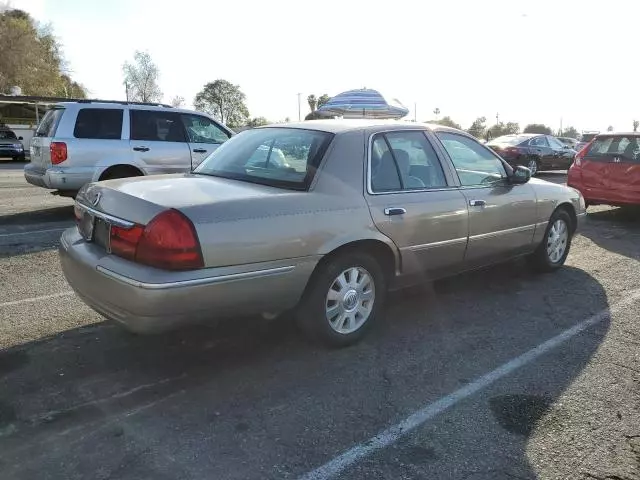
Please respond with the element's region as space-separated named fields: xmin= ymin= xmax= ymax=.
xmin=261 ymin=119 xmax=469 ymax=136
xmin=595 ymin=132 xmax=640 ymax=137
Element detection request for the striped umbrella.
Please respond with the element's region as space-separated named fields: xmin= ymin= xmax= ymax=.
xmin=315 ymin=88 xmax=409 ymax=119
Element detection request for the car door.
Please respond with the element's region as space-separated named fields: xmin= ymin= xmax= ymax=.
xmin=365 ymin=129 xmax=469 ymax=280
xmin=435 ymin=131 xmax=538 ymax=268
xmin=529 ymin=135 xmax=553 ymax=168
xmin=180 ymin=114 xmax=232 ymax=168
xmin=547 ymin=135 xmax=574 ymax=168
xmin=129 ymin=109 xmax=192 ymax=174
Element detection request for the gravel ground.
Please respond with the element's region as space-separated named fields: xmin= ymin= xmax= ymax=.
xmin=0 ymin=163 xmax=639 ymax=480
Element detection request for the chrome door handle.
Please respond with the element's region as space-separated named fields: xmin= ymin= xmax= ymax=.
xmin=469 ymin=199 xmax=486 ymax=207
xmin=384 ymin=207 xmax=406 ymax=216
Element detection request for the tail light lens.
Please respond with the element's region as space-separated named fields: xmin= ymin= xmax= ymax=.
xmin=50 ymin=142 xmax=67 ymax=164
xmin=573 ymin=139 xmax=595 ymax=167
xmin=109 ymin=209 xmax=203 ymax=270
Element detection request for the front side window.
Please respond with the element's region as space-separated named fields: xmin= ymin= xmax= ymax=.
xmin=370 ymin=130 xmax=447 ymax=192
xmin=547 ymin=136 xmax=565 ymax=149
xmin=194 ymin=127 xmax=333 ymax=190
xmin=74 ymin=108 xmax=123 ymax=140
xmin=130 ymin=110 xmax=186 ymax=142
xmin=181 ymin=114 xmax=230 ymax=144
xmin=436 ymin=132 xmax=506 ymax=186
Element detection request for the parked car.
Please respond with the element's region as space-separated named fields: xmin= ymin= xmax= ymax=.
xmin=0 ymin=127 xmax=26 ymax=161
xmin=24 ymin=100 xmax=234 ymax=197
xmin=60 ymin=121 xmax=586 ymax=347
xmin=575 ymin=131 xmax=600 ymax=152
xmin=568 ymin=132 xmax=640 ymax=207
xmin=557 ymin=137 xmax=579 ymax=149
xmin=487 ymin=134 xmax=576 ymax=175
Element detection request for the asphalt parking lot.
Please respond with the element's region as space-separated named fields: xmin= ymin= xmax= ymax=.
xmin=1 ymin=162 xmax=639 ymax=480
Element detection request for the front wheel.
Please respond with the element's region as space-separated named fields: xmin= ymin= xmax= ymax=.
xmin=295 ymin=252 xmax=386 ymax=347
xmin=526 ymin=158 xmax=540 ymax=176
xmin=528 ymin=209 xmax=572 ymax=272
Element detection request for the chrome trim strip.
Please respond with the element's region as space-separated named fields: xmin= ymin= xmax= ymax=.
xmin=76 ymin=203 xmax=135 ymax=229
xmin=409 ymin=237 xmax=467 ymax=251
xmin=469 ymin=224 xmax=536 ymax=241
xmin=96 ymin=265 xmax=295 ymax=290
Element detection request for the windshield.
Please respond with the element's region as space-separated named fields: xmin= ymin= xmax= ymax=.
xmin=489 ymin=135 xmax=531 ymax=145
xmin=0 ymin=130 xmax=17 ymax=140
xmin=194 ymin=127 xmax=333 ymax=190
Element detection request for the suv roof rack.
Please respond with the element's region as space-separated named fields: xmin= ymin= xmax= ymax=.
xmin=74 ymin=99 xmax=173 ymax=108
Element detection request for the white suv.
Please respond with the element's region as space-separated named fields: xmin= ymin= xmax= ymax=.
xmin=24 ymin=101 xmax=234 ymax=196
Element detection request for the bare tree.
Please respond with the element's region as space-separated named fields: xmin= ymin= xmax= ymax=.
xmin=170 ymin=95 xmax=185 ymax=108
xmin=122 ymin=51 xmax=162 ymax=103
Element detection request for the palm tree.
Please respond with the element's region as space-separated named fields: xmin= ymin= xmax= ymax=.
xmin=433 ymin=107 xmax=440 ymax=120
xmin=633 ymin=120 xmax=639 ymax=132
xmin=307 ymin=94 xmax=317 ymax=112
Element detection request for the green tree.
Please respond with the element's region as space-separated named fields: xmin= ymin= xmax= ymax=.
xmin=247 ymin=116 xmax=269 ymax=127
xmin=467 ymin=116 xmax=487 ymax=139
xmin=0 ymin=7 xmax=87 ymax=97
xmin=487 ymin=122 xmax=520 ymax=138
xmin=194 ymin=79 xmax=249 ymax=127
xmin=317 ymin=94 xmax=330 ymax=108
xmin=307 ymin=94 xmax=317 ymax=112
xmin=561 ymin=126 xmax=579 ymax=139
xmin=122 ymin=51 xmax=162 ymax=103
xmin=426 ymin=116 xmax=461 ymax=129
xmin=633 ymin=120 xmax=639 ymax=132
xmin=523 ymin=123 xmax=553 ymax=135
xmin=607 ymin=125 xmax=614 ymax=132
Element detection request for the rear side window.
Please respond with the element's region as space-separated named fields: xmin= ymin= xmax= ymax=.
xmin=35 ymin=108 xmax=65 ymax=137
xmin=73 ymin=108 xmax=123 ymax=139
xmin=586 ymin=136 xmax=640 ymax=161
xmin=130 ymin=110 xmax=186 ymax=142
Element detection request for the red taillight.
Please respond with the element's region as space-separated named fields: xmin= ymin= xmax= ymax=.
xmin=50 ymin=142 xmax=67 ymax=164
xmin=504 ymin=147 xmax=519 ymax=156
xmin=574 ymin=139 xmax=595 ymax=167
xmin=110 ymin=224 xmax=144 ymax=261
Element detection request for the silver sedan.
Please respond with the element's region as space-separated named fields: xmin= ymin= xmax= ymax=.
xmin=60 ymin=120 xmax=587 ymax=347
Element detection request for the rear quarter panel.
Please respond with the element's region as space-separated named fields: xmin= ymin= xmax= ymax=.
xmin=188 ymin=130 xmax=396 ymax=268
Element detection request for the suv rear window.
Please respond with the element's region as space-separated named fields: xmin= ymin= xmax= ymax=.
xmin=585 ymin=135 xmax=640 ymax=162
xmin=35 ymin=108 xmax=64 ymax=137
xmin=74 ymin=108 xmax=123 ymax=139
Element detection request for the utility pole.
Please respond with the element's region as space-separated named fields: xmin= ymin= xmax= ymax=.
xmin=496 ymin=112 xmax=499 ymax=124
xmin=414 ymin=102 xmax=417 ymax=122
xmin=297 ymin=93 xmax=302 ymax=121
xmin=559 ymin=117 xmax=563 ymax=136
xmin=125 ymin=81 xmax=130 ymax=102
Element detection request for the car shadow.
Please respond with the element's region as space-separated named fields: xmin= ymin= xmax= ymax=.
xmin=536 ymin=171 xmax=567 ymax=185
xmin=580 ymin=206 xmax=640 ymax=261
xmin=0 ymin=205 xmax=74 ymax=227
xmin=0 ymin=263 xmax=610 ymax=480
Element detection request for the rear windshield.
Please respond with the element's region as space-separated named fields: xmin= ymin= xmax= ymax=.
xmin=194 ymin=127 xmax=334 ymax=190
xmin=489 ymin=135 xmax=531 ymax=145
xmin=35 ymin=108 xmax=65 ymax=137
xmin=0 ymin=130 xmax=17 ymax=140
xmin=585 ymin=135 xmax=640 ymax=161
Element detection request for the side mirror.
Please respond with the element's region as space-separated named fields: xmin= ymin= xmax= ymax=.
xmin=510 ymin=165 xmax=531 ymax=184
xmin=18 ymin=136 xmax=23 ymax=140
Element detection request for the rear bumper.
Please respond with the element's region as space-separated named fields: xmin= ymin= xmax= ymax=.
xmin=0 ymin=146 xmax=24 ymax=158
xmin=59 ymin=228 xmax=318 ymax=333
xmin=568 ymin=179 xmax=640 ymax=206
xmin=24 ymin=164 xmax=94 ymax=191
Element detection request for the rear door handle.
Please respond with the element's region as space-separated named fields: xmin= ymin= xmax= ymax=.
xmin=193 ymin=148 xmax=207 ymax=153
xmin=133 ymin=146 xmax=149 ymax=152
xmin=384 ymin=207 xmax=406 ymax=216
xmin=469 ymin=199 xmax=486 ymax=207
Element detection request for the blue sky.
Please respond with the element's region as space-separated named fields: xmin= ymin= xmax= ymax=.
xmin=11 ymin=0 xmax=640 ymax=132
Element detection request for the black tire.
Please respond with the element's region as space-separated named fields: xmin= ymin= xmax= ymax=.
xmin=528 ymin=209 xmax=573 ymax=273
xmin=295 ymin=251 xmax=386 ymax=348
xmin=100 ymin=166 xmax=143 ymax=181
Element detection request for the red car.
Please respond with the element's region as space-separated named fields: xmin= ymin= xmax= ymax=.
xmin=567 ymin=132 xmax=640 ymax=206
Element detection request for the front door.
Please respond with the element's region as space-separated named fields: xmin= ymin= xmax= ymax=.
xmin=529 ymin=135 xmax=553 ymax=170
xmin=180 ymin=114 xmax=232 ymax=168
xmin=435 ymin=131 xmax=538 ymax=267
xmin=365 ymin=129 xmax=469 ymax=280
xmin=129 ymin=109 xmax=192 ymax=174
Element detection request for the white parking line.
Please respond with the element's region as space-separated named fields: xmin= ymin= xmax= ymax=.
xmin=0 ymin=291 xmax=75 ymax=308
xmin=299 ymin=289 xmax=640 ymax=480
xmin=0 ymin=227 xmax=66 ymax=238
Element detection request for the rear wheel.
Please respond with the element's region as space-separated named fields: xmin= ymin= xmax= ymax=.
xmin=528 ymin=209 xmax=572 ymax=272
xmin=295 ymin=252 xmax=386 ymax=347
xmin=526 ymin=158 xmax=539 ymax=176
